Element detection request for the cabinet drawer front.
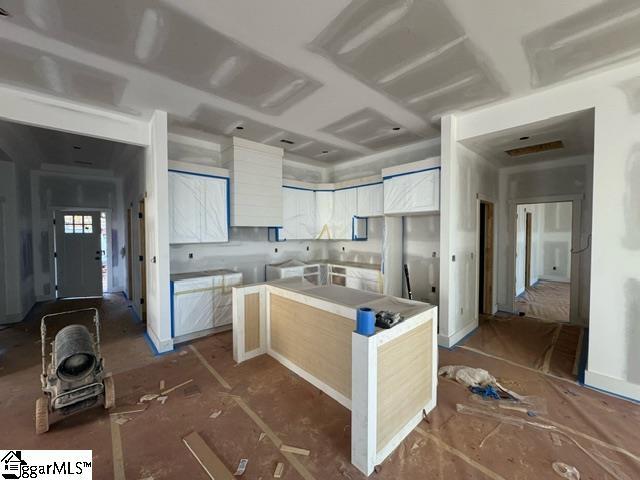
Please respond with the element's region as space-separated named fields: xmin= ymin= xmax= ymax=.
xmin=174 ymin=291 xmax=214 ymax=336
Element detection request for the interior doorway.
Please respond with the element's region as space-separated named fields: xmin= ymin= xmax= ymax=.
xmin=515 ymin=202 xmax=572 ymax=322
xmin=139 ymin=199 xmax=147 ymax=322
xmin=478 ymin=200 xmax=495 ymax=315
xmin=54 ymin=210 xmax=103 ymax=298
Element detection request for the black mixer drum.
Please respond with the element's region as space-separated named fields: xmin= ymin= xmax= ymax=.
xmin=54 ymin=324 xmax=97 ymax=381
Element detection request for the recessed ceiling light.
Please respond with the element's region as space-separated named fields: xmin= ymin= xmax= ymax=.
xmin=73 ymin=145 xmax=82 ymax=150
xmin=0 ymin=7 xmax=10 ymax=16
xmin=321 ymin=150 xmax=329 ymax=154
xmin=235 ymin=126 xmax=244 ymax=130
xmin=392 ymin=127 xmax=401 ymax=131
xmin=280 ymin=139 xmax=295 ymax=145
xmin=519 ymin=136 xmax=530 ymax=141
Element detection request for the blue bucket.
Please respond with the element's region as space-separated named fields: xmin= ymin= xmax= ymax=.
xmin=356 ymin=307 xmax=375 ymax=336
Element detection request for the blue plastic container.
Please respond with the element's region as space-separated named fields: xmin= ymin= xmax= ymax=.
xmin=356 ymin=307 xmax=375 ymax=336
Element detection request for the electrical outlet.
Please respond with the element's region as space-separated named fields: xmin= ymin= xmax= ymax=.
xmin=431 ymin=286 xmax=436 ymax=293
xmin=460 ymin=307 xmax=464 ymax=315
xmin=275 ymin=248 xmax=278 ymax=253
xmin=188 ymin=253 xmax=193 ymax=259
xmin=553 ymin=266 xmax=557 ymax=270
xmin=306 ymin=246 xmax=309 ymax=251
xmin=432 ymin=252 xmax=437 ymax=258
xmin=342 ymin=246 xmax=345 ymax=252
xmin=452 ymin=255 xmax=456 ymax=262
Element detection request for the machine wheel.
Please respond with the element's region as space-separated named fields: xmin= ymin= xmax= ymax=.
xmin=35 ymin=396 xmax=49 ymax=435
xmin=104 ymin=375 xmax=116 ymax=409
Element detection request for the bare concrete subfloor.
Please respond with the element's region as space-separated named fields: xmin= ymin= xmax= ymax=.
xmin=1 ymin=294 xmax=639 ymax=479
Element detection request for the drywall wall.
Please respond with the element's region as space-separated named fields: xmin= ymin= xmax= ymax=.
xmin=515 ymin=203 xmax=545 ymax=295
xmin=170 ymin=229 xmax=327 ymax=284
xmin=497 ymin=159 xmax=592 ymax=323
xmin=326 ymin=217 xmax=383 ymax=265
xmin=539 ymin=202 xmax=573 ymax=282
xmin=439 ymin=138 xmax=499 ymax=346
xmin=454 ymin=58 xmax=640 ymax=400
xmin=113 ymin=146 xmax=146 ymax=318
xmin=403 ymin=215 xmax=440 ymax=305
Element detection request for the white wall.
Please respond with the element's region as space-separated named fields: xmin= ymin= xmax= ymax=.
xmin=403 ymin=215 xmax=440 ymax=305
xmin=454 ymin=58 xmax=640 ymax=400
xmin=326 ymin=217 xmax=383 ymax=266
xmin=439 ymin=138 xmax=499 ymax=346
xmin=539 ymin=202 xmax=572 ymax=282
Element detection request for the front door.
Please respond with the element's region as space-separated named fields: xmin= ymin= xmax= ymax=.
xmin=55 ymin=211 xmax=102 ymax=298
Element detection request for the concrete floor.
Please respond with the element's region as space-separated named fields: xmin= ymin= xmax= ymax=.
xmin=1 ymin=294 xmax=639 ymax=479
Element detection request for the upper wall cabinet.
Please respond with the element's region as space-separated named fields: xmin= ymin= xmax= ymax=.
xmin=356 ymin=183 xmax=383 ymax=217
xmin=221 ymin=137 xmax=284 ymax=227
xmin=168 ymin=169 xmax=229 ymax=244
xmin=315 ymin=190 xmax=334 ymax=239
xmin=281 ymin=188 xmax=316 ymax=240
xmin=332 ymin=188 xmax=358 ymax=239
xmin=384 ymin=167 xmax=440 ymax=215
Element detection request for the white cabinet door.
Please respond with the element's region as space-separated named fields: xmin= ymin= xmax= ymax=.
xmin=169 ymin=172 xmax=202 ymax=244
xmin=384 ymin=169 xmax=440 ymax=215
xmin=315 ymin=191 xmax=334 ymax=239
xmin=332 ymin=189 xmax=357 ymax=239
xmin=357 ymin=183 xmax=383 ymax=217
xmin=281 ymin=187 xmax=298 ymax=240
xmin=201 ymin=176 xmax=229 ymax=242
xmin=298 ymin=189 xmax=316 ymax=239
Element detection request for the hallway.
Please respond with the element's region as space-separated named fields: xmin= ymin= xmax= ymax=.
xmin=516 ymin=280 xmax=570 ymax=323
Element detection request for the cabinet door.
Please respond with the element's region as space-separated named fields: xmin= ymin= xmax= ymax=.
xmin=169 ymin=172 xmax=202 ymax=244
xmin=357 ymin=183 xmax=383 ymax=217
xmin=315 ymin=191 xmax=334 ymax=239
xmin=332 ymin=189 xmax=357 ymax=239
xmin=201 ymin=177 xmax=229 ymax=242
xmin=298 ymin=189 xmax=317 ymax=239
xmin=384 ymin=169 xmax=440 ymax=215
xmin=281 ymin=187 xmax=298 ymax=240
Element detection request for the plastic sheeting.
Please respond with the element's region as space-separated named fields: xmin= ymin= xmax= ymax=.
xmin=168 ymin=171 xmax=228 ymax=244
xmin=171 ymin=270 xmax=242 ymax=337
xmin=384 ymin=169 xmax=440 ymax=215
xmin=281 ymin=188 xmax=316 ymax=240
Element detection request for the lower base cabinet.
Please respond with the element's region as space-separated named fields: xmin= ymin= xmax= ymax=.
xmin=171 ymin=270 xmax=242 ymax=341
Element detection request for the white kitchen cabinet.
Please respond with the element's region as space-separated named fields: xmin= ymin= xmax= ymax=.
xmin=357 ymin=183 xmax=384 ymax=217
xmin=171 ymin=270 xmax=242 ymax=341
xmin=384 ymin=168 xmax=440 ymax=215
xmin=315 ymin=190 xmax=334 ymax=239
xmin=169 ymin=170 xmax=229 ymax=244
xmin=281 ymin=188 xmax=316 ymax=240
xmin=332 ymin=189 xmax=358 ymax=239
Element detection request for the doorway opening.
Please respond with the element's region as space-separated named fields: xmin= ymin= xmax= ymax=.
xmin=53 ymin=209 xmax=109 ymax=298
xmin=514 ymin=202 xmax=572 ymax=322
xmin=478 ymin=200 xmax=494 ymax=315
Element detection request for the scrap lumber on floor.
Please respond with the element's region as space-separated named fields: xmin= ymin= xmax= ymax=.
xmin=183 ymin=432 xmax=234 ymax=480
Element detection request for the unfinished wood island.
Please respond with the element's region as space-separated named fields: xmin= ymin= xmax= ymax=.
xmin=232 ymin=277 xmax=438 ymax=475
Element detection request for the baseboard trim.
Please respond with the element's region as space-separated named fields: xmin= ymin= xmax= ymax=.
xmin=145 ymin=326 xmax=173 ymax=355
xmin=438 ymin=321 xmax=478 ymax=349
xmin=584 ymin=370 xmax=640 ymax=403
xmin=538 ymin=275 xmax=570 ymax=283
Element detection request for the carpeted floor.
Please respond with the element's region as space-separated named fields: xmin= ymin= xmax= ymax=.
xmin=516 ymin=280 xmax=570 ymax=322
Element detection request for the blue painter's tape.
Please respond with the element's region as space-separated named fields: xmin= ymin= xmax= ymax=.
xmin=382 ymin=166 xmax=441 ymax=180
xmin=170 ymin=281 xmax=175 ymax=339
xmin=283 ymin=181 xmax=383 ymax=193
xmin=143 ymin=332 xmax=174 ymax=357
xmin=168 ymin=169 xmax=229 ymax=180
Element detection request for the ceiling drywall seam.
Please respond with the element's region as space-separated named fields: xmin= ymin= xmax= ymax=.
xmin=0 ymin=22 xmax=369 ymax=158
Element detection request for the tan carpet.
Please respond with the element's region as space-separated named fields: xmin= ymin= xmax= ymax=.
xmin=516 ymin=280 xmax=570 ymax=322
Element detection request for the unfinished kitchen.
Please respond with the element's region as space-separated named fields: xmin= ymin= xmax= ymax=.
xmin=0 ymin=1 xmax=639 ymax=479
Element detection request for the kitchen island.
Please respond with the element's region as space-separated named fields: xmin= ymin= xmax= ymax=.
xmin=232 ymin=278 xmax=437 ymax=475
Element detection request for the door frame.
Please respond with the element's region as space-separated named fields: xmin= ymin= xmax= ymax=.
xmin=126 ymin=207 xmax=134 ymax=299
xmin=475 ymin=194 xmax=497 ymax=320
xmin=508 ymin=194 xmax=582 ymax=323
xmin=50 ymin=206 xmax=112 ymax=298
xmin=138 ymin=198 xmax=147 ymax=322
xmin=524 ymin=211 xmax=533 ymax=287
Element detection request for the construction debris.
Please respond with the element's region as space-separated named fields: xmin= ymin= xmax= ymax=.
xmin=258 ymin=432 xmax=266 ymax=442
xmin=157 ymin=396 xmax=168 ymax=405
xmin=139 ymin=394 xmax=159 ymax=403
xmin=552 ymin=462 xmax=580 ymax=479
xmin=438 ymin=365 xmax=496 ymax=387
xmin=210 ymin=410 xmax=223 ymax=419
xmin=159 ymin=380 xmax=165 ymax=390
xmin=234 ymin=459 xmax=248 ymax=476
xmin=110 ymin=404 xmax=148 ymax=416
xmin=280 ymin=445 xmax=310 ymax=456
xmin=183 ymin=432 xmax=234 ymax=480
xmin=273 ymin=462 xmax=284 ymax=478
xmin=161 ymin=379 xmax=193 ymax=395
